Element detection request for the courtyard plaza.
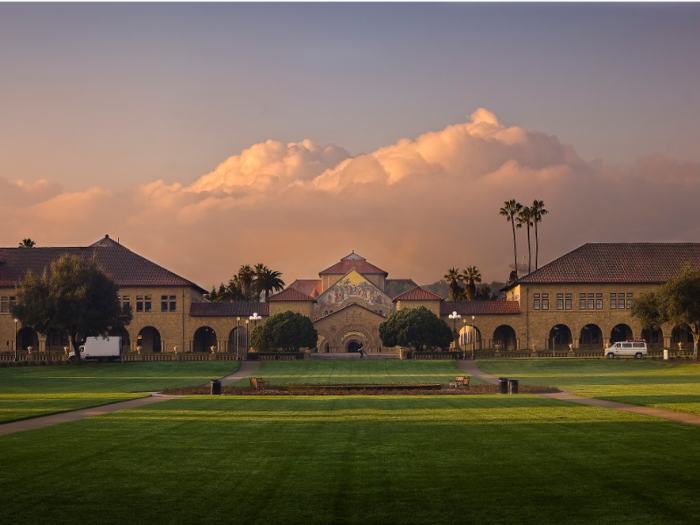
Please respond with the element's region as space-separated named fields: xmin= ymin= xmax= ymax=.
xmin=2 ymin=359 xmax=700 ymax=524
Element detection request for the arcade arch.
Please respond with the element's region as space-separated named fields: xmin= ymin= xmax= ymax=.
xmin=610 ymin=324 xmax=633 ymax=345
xmin=17 ymin=327 xmax=39 ymax=351
xmin=194 ymin=326 xmax=217 ymax=353
xmin=493 ymin=325 xmax=517 ymax=351
xmin=137 ymin=326 xmax=161 ymax=353
xmin=549 ymin=324 xmax=572 ymax=350
xmin=579 ymin=324 xmax=603 ymax=348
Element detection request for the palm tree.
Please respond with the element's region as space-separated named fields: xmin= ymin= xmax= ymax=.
xmin=444 ymin=267 xmax=463 ymax=302
xmin=238 ymin=264 xmax=256 ymax=301
xmin=531 ymin=200 xmax=548 ymax=270
xmin=499 ymin=199 xmax=523 ymax=280
xmin=18 ymin=238 xmax=35 ymax=248
xmin=516 ymin=207 xmax=534 ymax=274
xmin=254 ymin=267 xmax=285 ymax=302
xmin=462 ymin=266 xmax=482 ymax=301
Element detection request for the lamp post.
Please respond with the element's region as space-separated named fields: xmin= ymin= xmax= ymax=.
xmin=245 ymin=321 xmax=250 ymax=354
xmin=14 ymin=318 xmax=18 ymax=362
xmin=249 ymin=313 xmax=262 ymax=352
xmin=236 ymin=317 xmax=240 ymax=359
xmin=471 ymin=315 xmax=476 ymax=360
xmin=462 ymin=319 xmax=468 ymax=360
xmin=448 ymin=311 xmax=461 ymax=352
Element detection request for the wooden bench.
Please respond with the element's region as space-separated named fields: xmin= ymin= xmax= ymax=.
xmin=449 ymin=376 xmax=470 ymax=389
xmin=249 ymin=377 xmax=271 ymax=390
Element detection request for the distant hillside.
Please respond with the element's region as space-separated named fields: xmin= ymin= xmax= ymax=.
xmin=421 ymin=280 xmax=506 ymax=300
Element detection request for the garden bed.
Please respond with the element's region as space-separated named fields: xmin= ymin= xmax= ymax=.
xmin=161 ymin=383 xmax=560 ymax=396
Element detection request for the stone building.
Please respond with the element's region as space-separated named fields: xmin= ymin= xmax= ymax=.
xmin=1 ymin=238 xmax=699 ymax=356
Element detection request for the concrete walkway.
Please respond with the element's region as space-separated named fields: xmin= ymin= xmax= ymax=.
xmin=457 ymin=359 xmax=499 ymax=384
xmin=0 ymin=361 xmax=260 ymax=437
xmin=460 ymin=359 xmax=700 ymax=427
xmin=220 ymin=360 xmax=261 ymax=386
xmin=0 ymin=394 xmax=180 ymax=436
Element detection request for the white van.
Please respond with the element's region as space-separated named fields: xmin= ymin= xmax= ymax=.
xmin=606 ymin=340 xmax=647 ymax=360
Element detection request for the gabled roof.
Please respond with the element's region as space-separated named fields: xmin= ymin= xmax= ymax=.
xmin=385 ymin=279 xmax=419 ymax=299
xmin=268 ymin=288 xmax=316 ymax=302
xmin=313 ymin=301 xmax=386 ymax=322
xmin=319 ymin=251 xmax=388 ymax=276
xmin=287 ymin=279 xmax=322 ymax=298
xmin=0 ymin=235 xmax=206 ymax=292
xmin=392 ymin=286 xmax=444 ymax=302
xmin=509 ymin=243 xmax=700 ymax=288
xmin=190 ymin=302 xmax=269 ymax=317
xmin=440 ymin=301 xmax=520 ymax=316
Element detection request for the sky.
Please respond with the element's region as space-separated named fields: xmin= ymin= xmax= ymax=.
xmin=1 ymin=2 xmax=700 ymax=289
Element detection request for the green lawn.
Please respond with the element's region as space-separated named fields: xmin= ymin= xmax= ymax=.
xmin=479 ymin=359 xmax=700 ymax=416
xmin=0 ymin=361 xmax=239 ymax=423
xmin=232 ymin=360 xmax=488 ymax=386
xmin=2 ymin=395 xmax=700 ymax=524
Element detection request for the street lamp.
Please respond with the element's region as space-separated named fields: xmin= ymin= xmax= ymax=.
xmin=448 ymin=311 xmax=461 ymax=351
xmin=245 ymin=320 xmax=250 ymax=354
xmin=13 ymin=318 xmax=18 ymax=362
xmin=236 ymin=317 xmax=240 ymax=359
xmin=249 ymin=313 xmax=262 ymax=353
xmin=462 ymin=319 xmax=468 ymax=360
xmin=471 ymin=315 xmax=476 ymax=360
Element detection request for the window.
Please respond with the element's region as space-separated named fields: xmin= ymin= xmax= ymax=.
xmin=588 ymin=298 xmax=594 ymax=310
xmin=534 ymin=293 xmax=540 ymax=298
xmin=161 ymin=295 xmax=168 ymax=312
xmin=122 ymin=295 xmax=130 ymax=312
xmin=557 ymin=299 xmax=564 ymax=310
xmin=596 ymin=299 xmax=603 ymax=309
xmin=1 ymin=296 xmax=7 ymax=313
xmin=169 ymin=295 xmax=177 ymax=312
xmin=626 ymin=293 xmax=633 ymax=309
xmin=580 ymin=300 xmax=586 ymax=309
xmin=565 ymin=293 xmax=572 ymax=310
xmin=144 ymin=296 xmax=151 ymax=313
xmin=618 ymin=298 xmax=625 ymax=309
xmin=542 ymin=293 xmax=549 ymax=310
xmin=533 ymin=299 xmax=540 ymax=310
xmin=136 ymin=295 xmax=143 ymax=313
xmin=610 ymin=293 xmax=617 ymax=309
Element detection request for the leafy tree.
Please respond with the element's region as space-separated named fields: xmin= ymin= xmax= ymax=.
xmin=462 ymin=266 xmax=482 ymax=301
xmin=530 ymin=200 xmax=548 ymax=270
xmin=444 ymin=267 xmax=463 ymax=302
xmin=254 ymin=265 xmax=285 ymax=302
xmin=379 ymin=305 xmax=452 ymax=352
xmin=10 ymin=255 xmax=132 ymax=365
xmin=474 ymin=284 xmax=497 ymax=301
xmin=631 ymin=263 xmax=700 ymax=359
xmin=499 ymin=199 xmax=523 ymax=280
xmin=516 ymin=207 xmax=534 ymax=274
xmin=18 ymin=238 xmax=35 ymax=248
xmin=250 ymin=311 xmax=317 ymax=352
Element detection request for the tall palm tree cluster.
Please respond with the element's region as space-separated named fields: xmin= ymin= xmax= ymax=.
xmin=444 ymin=266 xmax=483 ymax=302
xmin=206 ymin=264 xmax=285 ymax=303
xmin=499 ymin=199 xmax=548 ymax=282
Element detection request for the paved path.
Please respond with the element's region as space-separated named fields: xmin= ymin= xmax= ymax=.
xmin=457 ymin=359 xmax=499 ymax=384
xmin=0 ymin=394 xmax=180 ymax=436
xmin=461 ymin=359 xmax=700 ymax=427
xmin=220 ymin=360 xmax=261 ymax=386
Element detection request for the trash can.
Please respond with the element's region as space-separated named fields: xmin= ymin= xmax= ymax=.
xmin=509 ymin=379 xmax=519 ymax=394
xmin=663 ymin=349 xmax=669 ymax=361
xmin=499 ymin=377 xmax=508 ymax=394
xmin=210 ymin=380 xmax=222 ymax=395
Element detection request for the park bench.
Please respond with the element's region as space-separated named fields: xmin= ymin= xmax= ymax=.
xmin=449 ymin=376 xmax=470 ymax=389
xmin=249 ymin=377 xmax=271 ymax=390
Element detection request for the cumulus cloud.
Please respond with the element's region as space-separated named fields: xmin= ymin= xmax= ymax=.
xmin=2 ymin=109 xmax=700 ymax=288
xmin=0 ymin=177 xmax=62 ymax=207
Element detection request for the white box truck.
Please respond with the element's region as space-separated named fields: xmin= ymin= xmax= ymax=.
xmin=69 ymin=336 xmax=122 ymax=362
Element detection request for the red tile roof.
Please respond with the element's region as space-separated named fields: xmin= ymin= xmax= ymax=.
xmin=440 ymin=301 xmax=521 ymax=316
xmin=392 ymin=286 xmax=444 ymax=302
xmin=513 ymin=243 xmax=700 ymax=286
xmin=190 ymin=302 xmax=269 ymax=317
xmin=268 ymin=288 xmax=316 ymax=302
xmin=319 ymin=252 xmax=387 ymax=276
xmin=385 ymin=279 xmax=419 ymax=299
xmin=287 ymin=279 xmax=322 ymax=298
xmin=0 ymin=235 xmax=206 ymax=292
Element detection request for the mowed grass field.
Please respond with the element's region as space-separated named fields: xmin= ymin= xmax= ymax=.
xmin=0 ymin=362 xmax=239 ymax=423
xmin=2 ymin=395 xmax=700 ymax=525
xmin=480 ymin=359 xmax=700 ymax=416
xmin=232 ymin=360 xmax=488 ymax=386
